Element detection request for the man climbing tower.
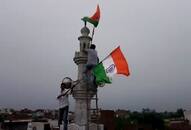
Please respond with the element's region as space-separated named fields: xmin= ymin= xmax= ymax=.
xmin=85 ymin=44 xmax=98 ymax=72
xmin=84 ymin=44 xmax=99 ymax=89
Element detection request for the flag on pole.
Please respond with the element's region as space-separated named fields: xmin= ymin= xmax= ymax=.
xmin=82 ymin=5 xmax=100 ymax=28
xmin=93 ymin=46 xmax=130 ymax=85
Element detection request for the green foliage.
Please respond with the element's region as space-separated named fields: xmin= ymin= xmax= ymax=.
xmin=129 ymin=110 xmax=165 ymax=130
xmin=114 ymin=108 xmax=185 ymax=130
xmin=176 ymin=108 xmax=184 ymax=117
xmin=114 ymin=108 xmax=180 ymax=130
xmin=115 ymin=117 xmax=126 ymax=130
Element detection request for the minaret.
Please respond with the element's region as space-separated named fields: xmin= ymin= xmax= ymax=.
xmin=73 ymin=26 xmax=96 ymax=128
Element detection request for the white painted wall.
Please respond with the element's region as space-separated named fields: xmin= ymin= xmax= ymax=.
xmin=48 ymin=119 xmax=58 ymax=128
xmin=184 ymin=110 xmax=191 ymax=124
xmin=27 ymin=122 xmax=49 ymax=130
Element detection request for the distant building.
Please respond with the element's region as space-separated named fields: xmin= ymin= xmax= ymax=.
xmin=2 ymin=119 xmax=58 ymax=130
xmin=27 ymin=122 xmax=51 ymax=130
xmin=99 ymin=110 xmax=115 ymax=130
xmin=0 ymin=108 xmax=12 ymax=115
xmin=20 ymin=108 xmax=33 ymax=114
xmin=34 ymin=109 xmax=45 ymax=118
xmin=2 ymin=120 xmax=30 ymax=130
xmin=184 ymin=110 xmax=191 ymax=124
xmin=115 ymin=109 xmax=130 ymax=118
xmin=168 ymin=120 xmax=191 ymax=130
xmin=124 ymin=124 xmax=153 ymax=130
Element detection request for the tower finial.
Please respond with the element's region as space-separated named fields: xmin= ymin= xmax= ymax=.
xmin=80 ymin=26 xmax=90 ymax=36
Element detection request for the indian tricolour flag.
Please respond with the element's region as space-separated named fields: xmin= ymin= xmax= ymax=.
xmin=82 ymin=5 xmax=100 ymax=28
xmin=93 ymin=46 xmax=130 ymax=85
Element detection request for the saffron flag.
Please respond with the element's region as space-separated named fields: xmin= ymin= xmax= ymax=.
xmin=82 ymin=5 xmax=100 ymax=27
xmin=93 ymin=46 xmax=130 ymax=85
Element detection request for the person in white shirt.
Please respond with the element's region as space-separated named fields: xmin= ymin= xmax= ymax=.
xmin=84 ymin=44 xmax=99 ymax=91
xmin=85 ymin=44 xmax=98 ymax=72
xmin=57 ymin=85 xmax=71 ymax=130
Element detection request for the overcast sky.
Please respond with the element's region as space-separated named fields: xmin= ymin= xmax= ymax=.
xmin=0 ymin=0 xmax=191 ymax=111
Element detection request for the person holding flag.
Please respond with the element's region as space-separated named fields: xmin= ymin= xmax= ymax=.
xmin=82 ymin=5 xmax=130 ymax=85
xmin=57 ymin=84 xmax=72 ymax=130
xmin=81 ymin=5 xmax=101 ymax=89
xmin=84 ymin=44 xmax=99 ymax=91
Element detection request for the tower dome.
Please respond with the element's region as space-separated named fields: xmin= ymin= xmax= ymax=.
xmin=80 ymin=26 xmax=90 ymax=36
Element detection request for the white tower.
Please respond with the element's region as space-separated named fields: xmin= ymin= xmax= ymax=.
xmin=73 ymin=26 xmax=97 ymax=129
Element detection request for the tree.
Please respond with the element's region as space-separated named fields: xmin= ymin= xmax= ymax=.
xmin=176 ymin=108 xmax=184 ymax=117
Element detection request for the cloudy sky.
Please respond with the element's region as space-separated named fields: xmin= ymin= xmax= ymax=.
xmin=0 ymin=0 xmax=191 ymax=111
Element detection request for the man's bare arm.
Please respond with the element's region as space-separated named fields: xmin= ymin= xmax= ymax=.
xmin=57 ymin=94 xmax=63 ymax=99
xmin=57 ymin=89 xmax=73 ymax=99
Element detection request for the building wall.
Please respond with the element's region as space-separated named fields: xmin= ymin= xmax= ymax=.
xmin=30 ymin=122 xmax=51 ymax=130
xmin=168 ymin=121 xmax=191 ymax=130
xmin=30 ymin=122 xmax=44 ymax=130
xmin=184 ymin=110 xmax=191 ymax=124
xmin=99 ymin=110 xmax=115 ymax=130
xmin=3 ymin=122 xmax=28 ymax=130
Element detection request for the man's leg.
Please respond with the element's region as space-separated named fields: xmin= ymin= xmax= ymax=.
xmin=58 ymin=108 xmax=64 ymax=127
xmin=63 ymin=106 xmax=69 ymax=130
xmin=83 ymin=65 xmax=92 ymax=82
xmin=90 ymin=65 xmax=97 ymax=91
